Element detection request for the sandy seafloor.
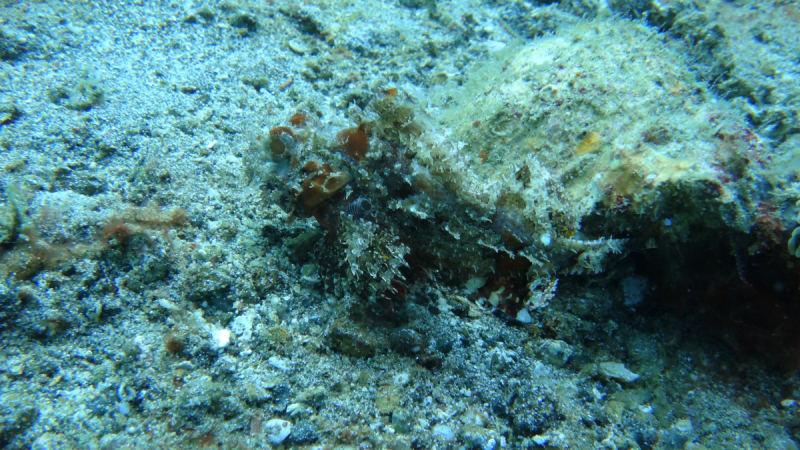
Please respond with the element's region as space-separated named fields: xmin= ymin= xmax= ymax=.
xmin=2 ymin=0 xmax=800 ymax=449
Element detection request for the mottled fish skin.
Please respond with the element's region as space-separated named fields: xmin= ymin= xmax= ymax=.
xmin=491 ymin=206 xmax=536 ymax=246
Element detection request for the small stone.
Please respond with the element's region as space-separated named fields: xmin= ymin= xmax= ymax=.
xmin=288 ymin=39 xmax=308 ymax=54
xmin=230 ymin=314 xmax=254 ymax=342
xmin=173 ymin=360 xmax=194 ymax=371
xmin=598 ymin=362 xmax=640 ymax=382
xmin=157 ymin=298 xmax=179 ymax=311
xmin=432 ymin=424 xmax=455 ymax=440
xmin=540 ymin=340 xmax=573 ymax=367
xmin=269 ymin=385 xmax=293 ymax=409
xmin=32 ymin=432 xmax=74 ymax=450
xmin=781 ymin=399 xmax=797 ymax=408
xmin=263 ymin=418 xmax=292 ymax=445
xmin=286 ymin=402 xmax=310 ymax=416
xmin=8 ymin=360 xmax=24 ymax=376
xmin=268 ymin=355 xmax=291 ymax=371
xmin=213 ymin=328 xmax=231 ymax=348
xmin=675 ymin=419 xmax=693 ymax=432
xmin=393 ymin=372 xmax=410 ymax=386
xmin=290 ymin=420 xmax=318 ymax=444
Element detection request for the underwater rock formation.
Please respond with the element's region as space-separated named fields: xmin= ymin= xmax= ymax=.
xmin=247 ymin=19 xmax=770 ymax=323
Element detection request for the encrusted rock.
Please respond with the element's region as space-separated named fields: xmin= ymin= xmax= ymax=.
xmin=539 ymin=339 xmax=573 ymax=367
xmin=263 ymin=418 xmax=292 ymax=445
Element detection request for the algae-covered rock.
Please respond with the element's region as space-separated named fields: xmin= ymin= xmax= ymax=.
xmin=401 ymin=18 xmax=767 ymax=316
xmin=425 ymin=18 xmax=749 ymax=228
xmin=248 ymin=18 xmax=768 ymax=324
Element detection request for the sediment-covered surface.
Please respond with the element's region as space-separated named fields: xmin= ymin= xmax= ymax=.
xmin=1 ymin=1 xmax=800 ymax=448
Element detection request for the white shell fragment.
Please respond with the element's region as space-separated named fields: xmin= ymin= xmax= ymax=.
xmin=286 ymin=402 xmax=312 ymax=417
xmin=288 ymin=39 xmax=308 ymax=54
xmin=515 ymin=308 xmax=533 ymax=324
xmin=432 ymin=424 xmax=455 ymax=440
xmin=598 ymin=362 xmax=640 ymax=382
xmin=268 ymin=356 xmax=291 ymax=372
xmin=173 ymin=360 xmax=194 ymax=371
xmin=213 ymin=329 xmax=231 ymax=348
xmin=263 ymin=418 xmax=292 ymax=444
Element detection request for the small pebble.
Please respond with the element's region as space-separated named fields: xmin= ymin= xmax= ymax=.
xmin=541 ymin=340 xmax=573 ymax=367
xmin=432 ymin=424 xmax=454 ymax=440
xmin=598 ymin=362 xmax=640 ymax=382
xmin=173 ymin=360 xmax=194 ymax=370
xmin=268 ymin=356 xmax=291 ymax=371
xmin=288 ymin=39 xmax=308 ymax=54
xmin=675 ymin=419 xmax=693 ymax=432
xmin=213 ymin=329 xmax=230 ymax=348
xmin=264 ymin=418 xmax=292 ymax=445
xmin=393 ymin=372 xmax=410 ymax=386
